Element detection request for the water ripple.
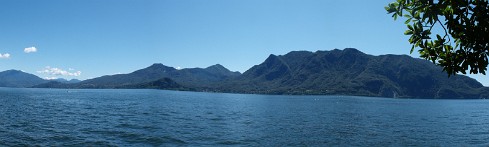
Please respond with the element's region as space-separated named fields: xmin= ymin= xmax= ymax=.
xmin=1 ymin=88 xmax=489 ymax=146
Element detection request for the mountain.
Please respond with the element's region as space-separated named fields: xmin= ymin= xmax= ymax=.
xmin=219 ymin=48 xmax=487 ymax=99
xmin=205 ymin=64 xmax=241 ymax=77
xmin=167 ymin=64 xmax=241 ymax=88
xmin=116 ymin=78 xmax=186 ymax=90
xmin=50 ymin=78 xmax=81 ymax=84
xmin=71 ymin=63 xmax=177 ymax=88
xmin=68 ymin=79 xmax=82 ymax=83
xmin=47 ymin=63 xmax=241 ymax=89
xmin=28 ymin=48 xmax=489 ymax=98
xmin=32 ymin=81 xmax=69 ymax=88
xmin=0 ymin=70 xmax=47 ymax=87
xmin=34 ymin=79 xmax=82 ymax=88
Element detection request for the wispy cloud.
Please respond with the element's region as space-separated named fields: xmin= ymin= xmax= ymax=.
xmin=0 ymin=53 xmax=10 ymax=59
xmin=37 ymin=66 xmax=81 ymax=76
xmin=24 ymin=47 xmax=37 ymax=53
xmin=44 ymin=77 xmax=58 ymax=80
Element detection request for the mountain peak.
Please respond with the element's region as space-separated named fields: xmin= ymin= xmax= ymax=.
xmin=206 ymin=64 xmax=226 ymax=70
xmin=263 ymin=54 xmax=286 ymax=67
xmin=205 ymin=64 xmax=241 ymax=76
xmin=0 ymin=69 xmax=47 ymax=87
xmin=0 ymin=69 xmax=33 ymax=76
xmin=268 ymin=54 xmax=278 ymax=58
xmin=264 ymin=54 xmax=279 ymax=62
xmin=325 ymin=48 xmax=365 ymax=55
xmin=4 ymin=69 xmax=23 ymax=73
xmin=145 ymin=63 xmax=176 ymax=70
xmin=343 ymin=48 xmax=361 ymax=52
xmin=149 ymin=63 xmax=165 ymax=68
xmin=130 ymin=63 xmax=177 ymax=76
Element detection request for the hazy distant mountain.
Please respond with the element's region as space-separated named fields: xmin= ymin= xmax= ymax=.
xmin=50 ymin=78 xmax=81 ymax=84
xmin=68 ymin=79 xmax=82 ymax=83
xmin=32 ymin=81 xmax=69 ymax=88
xmin=0 ymin=70 xmax=47 ymax=87
xmin=219 ymin=48 xmax=487 ymax=98
xmin=34 ymin=78 xmax=82 ymax=88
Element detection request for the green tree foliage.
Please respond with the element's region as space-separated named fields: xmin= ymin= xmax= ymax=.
xmin=386 ymin=0 xmax=489 ymax=76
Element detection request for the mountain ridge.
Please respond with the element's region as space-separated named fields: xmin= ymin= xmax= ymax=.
xmin=34 ymin=63 xmax=241 ymax=89
xmin=217 ymin=48 xmax=487 ymax=98
xmin=0 ymin=70 xmax=48 ymax=87
xmin=2 ymin=48 xmax=488 ymax=99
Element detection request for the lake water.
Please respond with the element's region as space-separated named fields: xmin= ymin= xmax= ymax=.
xmin=1 ymin=88 xmax=489 ymax=146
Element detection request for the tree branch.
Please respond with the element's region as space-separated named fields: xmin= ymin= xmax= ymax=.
xmin=437 ymin=19 xmax=451 ymax=43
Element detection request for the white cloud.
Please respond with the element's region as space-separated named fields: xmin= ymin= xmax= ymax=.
xmin=176 ymin=66 xmax=182 ymax=70
xmin=24 ymin=47 xmax=37 ymax=53
xmin=37 ymin=66 xmax=81 ymax=76
xmin=0 ymin=53 xmax=10 ymax=59
xmin=44 ymin=77 xmax=58 ymax=80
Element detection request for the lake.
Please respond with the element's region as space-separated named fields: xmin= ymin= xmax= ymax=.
xmin=0 ymin=87 xmax=488 ymax=146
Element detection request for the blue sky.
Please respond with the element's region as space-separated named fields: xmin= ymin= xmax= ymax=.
xmin=1 ymin=0 xmax=488 ymax=85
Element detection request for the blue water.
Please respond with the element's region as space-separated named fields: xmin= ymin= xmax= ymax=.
xmin=0 ymin=88 xmax=489 ymax=146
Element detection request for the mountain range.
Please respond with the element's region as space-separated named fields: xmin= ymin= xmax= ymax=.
xmin=218 ymin=48 xmax=488 ymax=98
xmin=2 ymin=48 xmax=488 ymax=99
xmin=0 ymin=70 xmax=81 ymax=88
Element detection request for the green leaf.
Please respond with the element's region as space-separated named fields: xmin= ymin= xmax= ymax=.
xmin=404 ymin=18 xmax=413 ymax=24
xmin=404 ymin=30 xmax=413 ymax=35
xmin=436 ymin=34 xmax=442 ymax=40
xmin=386 ymin=0 xmax=489 ymax=76
xmin=407 ymin=24 xmax=414 ymax=31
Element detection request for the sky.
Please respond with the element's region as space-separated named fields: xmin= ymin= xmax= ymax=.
xmin=1 ymin=0 xmax=488 ymax=85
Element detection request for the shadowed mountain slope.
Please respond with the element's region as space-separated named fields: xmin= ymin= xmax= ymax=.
xmin=0 ymin=70 xmax=47 ymax=87
xmin=219 ymin=48 xmax=487 ymax=98
xmin=47 ymin=63 xmax=240 ymax=89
